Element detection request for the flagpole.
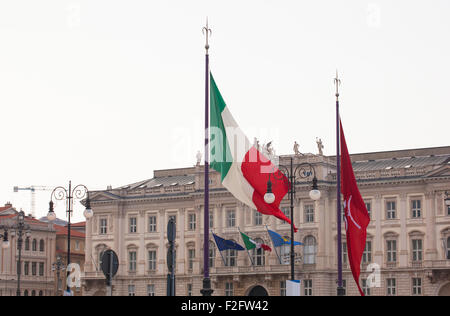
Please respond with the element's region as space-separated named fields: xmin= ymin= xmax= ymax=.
xmin=211 ymin=231 xmax=227 ymax=266
xmin=201 ymin=19 xmax=213 ymax=297
xmin=335 ymin=70 xmax=345 ymax=296
xmin=238 ymin=227 xmax=255 ymax=266
xmin=265 ymin=225 xmax=282 ymax=264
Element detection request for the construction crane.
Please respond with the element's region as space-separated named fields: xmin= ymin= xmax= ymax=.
xmin=13 ymin=185 xmax=54 ymax=218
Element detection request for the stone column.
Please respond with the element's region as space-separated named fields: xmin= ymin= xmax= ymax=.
xmin=425 ymin=191 xmax=437 ymax=261
xmin=316 ymin=194 xmax=327 ymax=270
xmin=194 ymin=206 xmax=201 ymax=274
xmin=373 ymin=194 xmax=383 ymax=265
xmin=158 ymin=209 xmax=165 ymax=273
xmin=399 ymin=194 xmax=408 ymax=267
xmin=178 ymin=208 xmax=186 ymax=275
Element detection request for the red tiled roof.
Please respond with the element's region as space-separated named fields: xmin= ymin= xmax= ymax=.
xmin=70 ymin=221 xmax=86 ymax=227
xmin=54 ymin=224 xmax=85 ymax=238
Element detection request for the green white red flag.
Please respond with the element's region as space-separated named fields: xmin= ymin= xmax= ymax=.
xmin=209 ymin=73 xmax=296 ymax=231
xmin=240 ymin=231 xmax=272 ymax=252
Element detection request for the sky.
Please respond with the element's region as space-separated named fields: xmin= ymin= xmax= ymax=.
xmin=0 ymin=0 xmax=449 ymax=222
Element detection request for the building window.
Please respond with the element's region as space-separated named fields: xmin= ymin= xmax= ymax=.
xmin=147 ymin=284 xmax=155 ymax=296
xmin=362 ymin=241 xmax=372 ymax=263
xmin=128 ymin=285 xmax=135 ymax=296
xmin=386 ymin=240 xmax=397 ymax=263
xmin=148 ymin=216 xmax=157 ymax=232
xmin=209 ymin=212 xmax=214 ymax=228
xmin=25 ymin=238 xmax=30 ymax=251
xmin=32 ymin=239 xmax=37 ymax=251
xmin=386 ymin=278 xmax=396 ymax=296
xmin=129 ymin=217 xmax=137 ymax=233
xmin=188 ymin=249 xmax=195 ymax=270
xmin=209 ymin=241 xmax=215 ymax=268
xmin=188 ymin=214 xmax=196 ymax=231
xmin=362 ymin=279 xmax=370 ymax=296
xmin=304 ymin=279 xmax=313 ymax=296
xmin=24 ymin=290 xmax=29 ymax=296
xmin=39 ymin=262 xmax=44 ymax=276
xmin=365 ymin=201 xmax=372 ymax=219
xmin=303 ymin=236 xmax=316 ymax=264
xmin=187 ymin=284 xmax=193 ymax=296
xmin=386 ymin=201 xmax=396 ymax=219
xmin=39 ymin=239 xmax=45 ymax=252
xmin=226 ymin=209 xmax=236 ymax=227
xmin=148 ymin=250 xmax=157 ymax=271
xmin=129 ymin=251 xmax=137 ymax=272
xmin=304 ymin=204 xmax=314 ymax=223
xmin=280 ymin=281 xmax=286 ymax=296
xmin=341 ymin=279 xmax=347 ymax=296
xmin=225 ymin=243 xmax=237 ymax=267
xmin=412 ymin=277 xmax=422 ymax=295
xmin=24 ymin=262 xmax=29 ymax=276
xmin=447 ymin=204 xmax=450 ymax=216
xmin=281 ymin=207 xmax=290 ymax=220
xmin=225 ymin=282 xmax=233 ymax=296
xmin=251 ymin=238 xmax=265 ymax=266
xmin=31 ymin=290 xmax=36 ymax=296
xmin=39 ymin=290 xmax=43 ymax=296
xmin=342 ymin=242 xmax=348 ymax=265
xmin=412 ymin=239 xmax=423 ymax=262
xmin=411 ymin=199 xmax=422 ymax=218
xmin=32 ymin=262 xmax=37 ymax=276
xmin=254 ymin=211 xmax=263 ymax=226
xmin=100 ymin=218 xmax=108 ymax=234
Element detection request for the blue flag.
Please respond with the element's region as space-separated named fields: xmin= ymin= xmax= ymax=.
xmin=213 ymin=233 xmax=245 ymax=251
xmin=268 ymin=229 xmax=303 ymax=247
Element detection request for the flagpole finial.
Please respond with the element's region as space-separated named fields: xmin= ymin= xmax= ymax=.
xmin=334 ymin=69 xmax=341 ymax=100
xmin=202 ymin=18 xmax=212 ymax=54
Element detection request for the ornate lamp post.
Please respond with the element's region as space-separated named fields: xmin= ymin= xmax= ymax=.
xmin=0 ymin=209 xmax=31 ymax=296
xmin=264 ymin=157 xmax=321 ymax=281
xmin=47 ymin=181 xmax=93 ymax=295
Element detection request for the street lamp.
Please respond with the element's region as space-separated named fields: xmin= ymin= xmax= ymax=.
xmin=264 ymin=157 xmax=320 ymax=281
xmin=0 ymin=209 xmax=31 ymax=296
xmin=47 ymin=181 xmax=92 ymax=295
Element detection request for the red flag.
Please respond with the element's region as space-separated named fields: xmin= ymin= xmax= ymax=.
xmin=340 ymin=120 xmax=370 ymax=296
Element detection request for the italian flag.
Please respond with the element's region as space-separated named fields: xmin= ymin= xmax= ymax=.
xmin=209 ymin=73 xmax=296 ymax=231
xmin=240 ymin=232 xmax=272 ymax=252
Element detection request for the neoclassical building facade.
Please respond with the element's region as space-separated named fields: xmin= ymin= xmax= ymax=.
xmin=82 ymin=146 xmax=450 ymax=296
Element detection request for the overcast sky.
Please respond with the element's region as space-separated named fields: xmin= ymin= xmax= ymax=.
xmin=1 ymin=0 xmax=449 ymax=222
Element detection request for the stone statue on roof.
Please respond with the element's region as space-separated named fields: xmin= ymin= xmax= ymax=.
xmin=293 ymin=141 xmax=301 ymax=156
xmin=316 ymin=137 xmax=324 ymax=156
xmin=196 ymin=150 xmax=202 ymax=166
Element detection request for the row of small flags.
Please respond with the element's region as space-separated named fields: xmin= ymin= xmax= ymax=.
xmin=211 ymin=226 xmax=303 ymax=265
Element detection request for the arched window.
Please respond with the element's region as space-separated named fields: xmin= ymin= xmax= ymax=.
xmin=31 ymin=290 xmax=36 ymax=296
xmin=251 ymin=238 xmax=265 ymax=266
xmin=39 ymin=239 xmax=45 ymax=252
xmin=39 ymin=290 xmax=43 ymax=296
xmin=25 ymin=238 xmax=30 ymax=251
xmin=24 ymin=290 xmax=29 ymax=296
xmin=303 ymin=236 xmax=317 ymax=264
xmin=32 ymin=239 xmax=37 ymax=251
xmin=224 ymin=240 xmax=238 ymax=267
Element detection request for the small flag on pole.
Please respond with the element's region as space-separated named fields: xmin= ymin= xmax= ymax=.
xmin=212 ymin=233 xmax=245 ymax=251
xmin=239 ymin=231 xmax=272 ymax=252
xmin=267 ymin=229 xmax=303 ymax=247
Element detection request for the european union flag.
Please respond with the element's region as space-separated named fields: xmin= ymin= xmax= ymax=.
xmin=213 ymin=233 xmax=245 ymax=251
xmin=268 ymin=229 xmax=303 ymax=247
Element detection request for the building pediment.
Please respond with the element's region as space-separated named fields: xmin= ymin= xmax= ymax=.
xmin=424 ymin=164 xmax=450 ymax=178
xmin=89 ymin=191 xmax=121 ymax=203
